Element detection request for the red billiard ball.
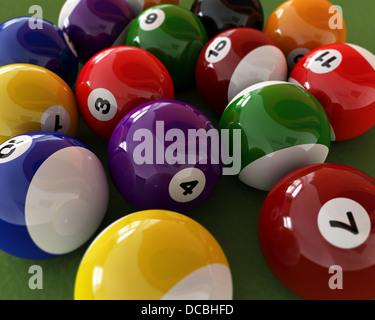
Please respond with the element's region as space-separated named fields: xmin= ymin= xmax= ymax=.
xmin=196 ymin=27 xmax=287 ymax=114
xmin=258 ymin=163 xmax=375 ymax=300
xmin=289 ymin=43 xmax=375 ymax=141
xmin=75 ymin=46 xmax=175 ymax=140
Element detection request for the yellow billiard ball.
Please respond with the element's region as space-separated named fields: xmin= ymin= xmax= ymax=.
xmin=75 ymin=210 xmax=233 ymax=300
xmin=0 ymin=64 xmax=79 ymax=143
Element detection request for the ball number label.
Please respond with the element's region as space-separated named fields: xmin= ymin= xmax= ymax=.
xmin=315 ymin=52 xmax=338 ymax=68
xmin=308 ymin=49 xmax=343 ymax=74
xmin=140 ymin=9 xmax=165 ymax=31
xmin=95 ymin=98 xmax=111 ymax=115
xmin=0 ymin=141 xmax=20 ymax=160
xmin=0 ymin=135 xmax=33 ymax=164
xmin=41 ymin=106 xmax=71 ymax=134
xmin=87 ymin=88 xmax=117 ymax=122
xmin=205 ymin=37 xmax=231 ymax=64
xmin=145 ymin=13 xmax=158 ymax=25
xmin=169 ymin=168 xmax=206 ymax=203
xmin=318 ymin=198 xmax=371 ymax=249
xmin=180 ymin=180 xmax=199 ymax=196
xmin=329 ymin=211 xmax=359 ymax=235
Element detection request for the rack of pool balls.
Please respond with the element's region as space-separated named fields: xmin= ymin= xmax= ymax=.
xmin=0 ymin=0 xmax=375 ymax=300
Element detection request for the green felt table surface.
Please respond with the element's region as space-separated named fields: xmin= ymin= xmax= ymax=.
xmin=0 ymin=0 xmax=375 ymax=301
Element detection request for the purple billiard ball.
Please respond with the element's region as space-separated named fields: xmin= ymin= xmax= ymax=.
xmin=58 ymin=0 xmax=135 ymax=63
xmin=0 ymin=17 xmax=78 ymax=87
xmin=108 ymin=99 xmax=222 ymax=212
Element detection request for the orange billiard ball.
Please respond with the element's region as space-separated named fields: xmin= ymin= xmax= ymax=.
xmin=264 ymin=0 xmax=346 ymax=70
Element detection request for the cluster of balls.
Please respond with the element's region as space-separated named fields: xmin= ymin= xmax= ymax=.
xmin=0 ymin=0 xmax=233 ymax=301
xmin=1 ymin=0 xmax=375 ymax=300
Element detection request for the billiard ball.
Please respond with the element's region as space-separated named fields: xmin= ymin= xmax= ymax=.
xmin=196 ymin=27 xmax=287 ymax=114
xmin=58 ymin=0 xmax=135 ymax=63
xmin=76 ymin=46 xmax=175 ymax=140
xmin=126 ymin=0 xmax=182 ymax=15
xmin=289 ymin=43 xmax=375 ymax=141
xmin=126 ymin=4 xmax=208 ymax=89
xmin=74 ymin=210 xmax=232 ymax=300
xmin=264 ymin=0 xmax=346 ymax=70
xmin=219 ymin=81 xmax=331 ymax=191
xmin=0 ymin=17 xmax=78 ymax=88
xmin=0 ymin=132 xmax=109 ymax=260
xmin=258 ymin=163 xmax=375 ymax=300
xmin=0 ymin=64 xmax=79 ymax=144
xmin=191 ymin=0 xmax=264 ymax=39
xmin=108 ymin=99 xmax=222 ymax=212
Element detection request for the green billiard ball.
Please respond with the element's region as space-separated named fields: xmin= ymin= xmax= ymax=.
xmin=126 ymin=4 xmax=208 ymax=89
xmin=220 ymin=81 xmax=331 ymax=191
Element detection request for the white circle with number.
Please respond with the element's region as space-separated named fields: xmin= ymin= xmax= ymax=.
xmin=0 ymin=135 xmax=33 ymax=164
xmin=41 ymin=106 xmax=71 ymax=133
xmin=307 ymin=49 xmax=343 ymax=74
xmin=318 ymin=198 xmax=371 ymax=249
xmin=205 ymin=37 xmax=231 ymax=64
xmin=87 ymin=88 xmax=117 ymax=122
xmin=169 ymin=168 xmax=206 ymax=203
xmin=140 ymin=9 xmax=165 ymax=31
